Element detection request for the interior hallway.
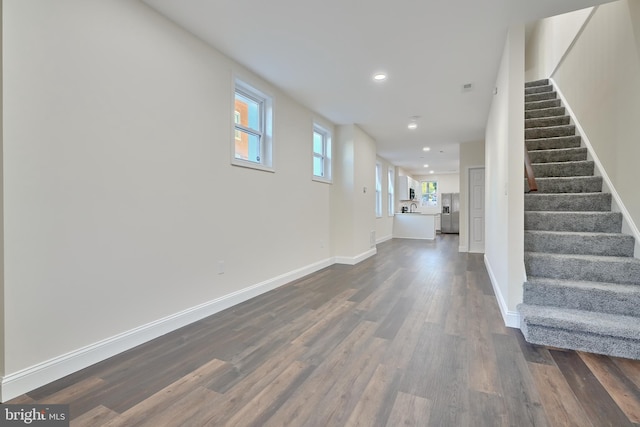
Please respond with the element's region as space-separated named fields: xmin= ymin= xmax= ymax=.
xmin=8 ymin=235 xmax=640 ymax=426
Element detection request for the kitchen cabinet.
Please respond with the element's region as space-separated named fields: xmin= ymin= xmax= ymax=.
xmin=413 ymin=179 xmax=422 ymax=201
xmin=393 ymin=213 xmax=436 ymax=240
xmin=398 ymin=176 xmax=417 ymax=201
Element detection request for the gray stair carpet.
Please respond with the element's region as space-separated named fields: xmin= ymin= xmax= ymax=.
xmin=518 ymin=79 xmax=640 ymax=360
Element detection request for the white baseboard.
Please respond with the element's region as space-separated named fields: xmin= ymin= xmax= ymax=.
xmin=376 ymin=234 xmax=392 ymax=245
xmin=458 ymin=245 xmax=468 ymax=252
xmin=334 ymin=248 xmax=377 ymax=265
xmin=484 ymin=255 xmax=521 ymax=329
xmin=0 ymin=257 xmax=333 ymax=402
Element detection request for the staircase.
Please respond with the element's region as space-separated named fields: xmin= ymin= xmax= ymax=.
xmin=518 ymin=79 xmax=640 ymax=360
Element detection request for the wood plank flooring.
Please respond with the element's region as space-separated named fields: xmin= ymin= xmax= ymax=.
xmin=8 ymin=235 xmax=640 ymax=426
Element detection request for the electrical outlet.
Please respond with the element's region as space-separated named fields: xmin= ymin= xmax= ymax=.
xmin=218 ymin=260 xmax=225 ymax=275
xmin=320 ymin=240 xmax=324 ymax=248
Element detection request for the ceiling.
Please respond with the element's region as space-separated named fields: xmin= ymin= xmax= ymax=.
xmin=142 ymin=0 xmax=611 ymax=176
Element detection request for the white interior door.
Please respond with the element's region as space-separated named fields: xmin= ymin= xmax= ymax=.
xmin=469 ymin=168 xmax=485 ymax=253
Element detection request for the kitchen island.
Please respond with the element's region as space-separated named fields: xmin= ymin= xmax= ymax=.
xmin=393 ymin=213 xmax=436 ymax=240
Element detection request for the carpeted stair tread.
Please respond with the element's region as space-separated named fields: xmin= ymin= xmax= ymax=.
xmin=524 ymin=211 xmax=623 ymax=233
xmin=525 ymin=252 xmax=640 ymax=285
xmin=525 ymin=84 xmax=553 ymax=95
xmin=525 ymin=99 xmax=562 ymax=110
xmin=525 ymin=176 xmax=602 ymax=193
xmin=528 ymin=147 xmax=587 ymax=163
xmin=524 ymin=230 xmax=635 ymax=257
xmin=519 ymin=304 xmax=640 ymax=359
xmin=526 ymin=106 xmax=566 ymax=119
xmin=526 ymin=91 xmax=558 ymax=103
xmin=532 ymin=160 xmax=594 ymax=177
xmin=525 ymin=116 xmax=570 ymax=128
xmin=519 ymin=304 xmax=640 ymax=339
xmin=526 ymin=135 xmax=581 ymax=151
xmin=525 ymin=79 xmax=550 ymax=88
xmin=524 ymin=277 xmax=640 ymax=317
xmin=525 ymin=192 xmax=611 ymax=211
xmin=526 ymin=125 xmax=576 ymax=139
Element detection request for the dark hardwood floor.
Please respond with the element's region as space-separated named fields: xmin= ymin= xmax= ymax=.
xmin=8 ymin=235 xmax=640 ymax=426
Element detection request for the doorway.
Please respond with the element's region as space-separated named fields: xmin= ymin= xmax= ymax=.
xmin=469 ymin=167 xmax=485 ymax=253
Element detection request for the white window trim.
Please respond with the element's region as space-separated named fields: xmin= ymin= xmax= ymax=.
xmin=312 ymin=123 xmax=332 ymax=184
xmin=421 ymin=180 xmax=438 ymax=206
xmin=375 ymin=163 xmax=382 ymax=218
xmin=232 ymin=77 xmax=274 ymax=173
xmin=388 ymin=167 xmax=395 ymax=216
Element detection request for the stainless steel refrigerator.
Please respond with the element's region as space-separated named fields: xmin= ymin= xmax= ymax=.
xmin=441 ymin=193 xmax=460 ymax=234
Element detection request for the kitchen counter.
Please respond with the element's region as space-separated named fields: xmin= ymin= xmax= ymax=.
xmin=393 ymin=213 xmax=436 ymax=240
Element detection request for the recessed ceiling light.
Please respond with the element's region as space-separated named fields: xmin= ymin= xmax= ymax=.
xmin=422 ymin=147 xmax=431 ymax=152
xmin=408 ymin=122 xmax=418 ymax=130
xmin=423 ymin=164 xmax=429 ymax=168
xmin=373 ymin=73 xmax=387 ymax=81
xmin=430 ymin=170 xmax=435 ymax=174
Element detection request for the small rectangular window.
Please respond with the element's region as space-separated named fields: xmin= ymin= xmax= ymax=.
xmin=375 ymin=163 xmax=382 ymax=217
xmin=421 ymin=181 xmax=438 ymax=206
xmin=312 ymin=124 xmax=332 ymax=183
xmin=233 ymin=78 xmax=273 ymax=171
xmin=388 ymin=167 xmax=395 ymax=216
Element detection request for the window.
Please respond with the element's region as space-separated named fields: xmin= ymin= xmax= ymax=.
xmin=233 ymin=78 xmax=273 ymax=171
xmin=375 ymin=163 xmax=382 ymax=217
xmin=388 ymin=167 xmax=395 ymax=216
xmin=234 ymin=111 xmax=241 ymax=140
xmin=421 ymin=180 xmax=438 ymax=206
xmin=312 ymin=124 xmax=332 ymax=182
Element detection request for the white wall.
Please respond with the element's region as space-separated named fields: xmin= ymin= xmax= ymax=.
xmin=412 ymin=174 xmax=460 ymax=215
xmin=376 ymin=156 xmax=394 ymax=243
xmin=459 ymin=140 xmax=485 ymax=252
xmin=353 ymin=126 xmax=378 ymax=256
xmin=331 ymin=124 xmax=377 ymax=263
xmin=331 ymin=125 xmax=355 ymax=257
xmin=3 ymin=0 xmax=339 ymax=398
xmin=525 ymin=7 xmax=594 ymax=81
xmin=552 ymin=0 xmax=640 ymax=237
xmin=0 ymin=0 xmax=4 ymax=379
xmin=484 ymin=25 xmax=525 ymax=328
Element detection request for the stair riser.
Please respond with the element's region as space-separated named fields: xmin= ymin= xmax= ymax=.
xmin=525 ymin=84 xmax=553 ymax=95
xmin=524 ymin=212 xmax=623 ymax=233
xmin=525 ymin=99 xmax=562 ymax=110
xmin=523 ymin=282 xmax=640 ymax=317
xmin=525 ymin=92 xmax=557 ymax=103
xmin=525 ymin=253 xmax=640 ymax=285
xmin=525 ymin=193 xmax=611 ymax=211
xmin=525 ymin=177 xmax=602 ymax=193
xmin=520 ymin=322 xmax=640 ymax=360
xmin=532 ymin=161 xmax=594 ymax=177
xmin=528 ymin=148 xmax=587 ymax=163
xmin=525 ymin=79 xmax=550 ymax=88
xmin=524 ymin=233 xmax=635 ymax=257
xmin=526 ymin=107 xmax=566 ymax=119
xmin=525 ymin=116 xmax=570 ymax=128
xmin=526 ymin=136 xmax=581 ymax=151
xmin=526 ymin=125 xmax=576 ymax=139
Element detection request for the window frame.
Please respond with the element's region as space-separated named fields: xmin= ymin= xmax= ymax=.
xmin=388 ymin=167 xmax=395 ymax=216
xmin=312 ymin=123 xmax=332 ymax=183
xmin=421 ymin=180 xmax=438 ymax=206
xmin=375 ymin=163 xmax=382 ymax=218
xmin=232 ymin=78 xmax=274 ymax=172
